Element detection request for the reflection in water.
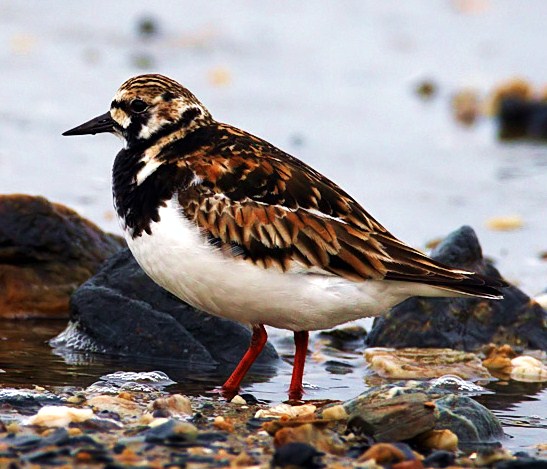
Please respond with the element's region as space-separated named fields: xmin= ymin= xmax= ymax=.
xmin=0 ymin=319 xmax=545 ymax=451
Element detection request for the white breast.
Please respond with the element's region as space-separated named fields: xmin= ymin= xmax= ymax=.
xmin=124 ymin=197 xmax=437 ymax=331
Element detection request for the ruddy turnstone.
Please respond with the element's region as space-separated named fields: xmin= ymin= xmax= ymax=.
xmin=64 ymin=74 xmax=505 ymax=400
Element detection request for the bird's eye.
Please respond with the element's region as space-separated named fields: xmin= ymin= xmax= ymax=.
xmin=129 ymin=99 xmax=148 ymax=114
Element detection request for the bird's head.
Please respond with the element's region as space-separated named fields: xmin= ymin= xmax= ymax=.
xmin=63 ymin=74 xmax=212 ymax=148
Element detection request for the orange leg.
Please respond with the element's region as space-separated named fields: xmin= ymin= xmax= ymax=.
xmin=288 ymin=330 xmax=309 ymax=401
xmin=221 ymin=324 xmax=267 ymax=399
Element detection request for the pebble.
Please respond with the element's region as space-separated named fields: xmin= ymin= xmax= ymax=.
xmin=510 ymin=355 xmax=547 ymax=382
xmin=27 ymin=406 xmax=94 ymax=427
xmin=230 ymin=395 xmax=247 ymax=405
xmin=149 ymin=394 xmax=193 ymax=418
xmin=485 ymin=215 xmax=524 ymax=231
xmin=364 ymin=347 xmax=491 ymax=380
xmin=414 ymin=429 xmax=458 ymax=451
xmin=255 ymin=403 xmax=317 ymax=419
xmin=272 ymin=442 xmax=324 ymax=469
xmin=88 ymin=395 xmax=143 ymax=420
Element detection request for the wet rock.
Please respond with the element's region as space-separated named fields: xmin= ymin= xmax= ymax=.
xmin=364 ymin=347 xmax=491 ymax=380
xmin=272 ymin=442 xmax=324 ymax=469
xmin=0 ymin=388 xmax=62 ymax=414
xmin=475 ymin=447 xmax=514 ymax=466
xmin=319 ymin=325 xmax=367 ymax=351
xmin=346 ymin=392 xmax=436 ymax=442
xmin=51 ymin=248 xmax=278 ymax=366
xmin=88 ymin=395 xmax=143 ymax=420
xmin=510 ymin=355 xmax=547 ymax=382
xmin=27 ymin=406 xmax=94 ymax=427
xmin=0 ymin=195 xmax=124 ymax=318
xmin=367 ymin=226 xmax=547 ymax=352
xmin=269 ymin=421 xmax=345 ymax=456
xmin=358 ymin=442 xmax=418 ymax=464
xmin=143 ymin=419 xmax=199 ymax=445
xmin=413 ymin=429 xmax=458 ymax=451
xmin=255 ymin=403 xmax=316 ymax=419
xmin=435 ymin=395 xmax=504 ymax=447
xmin=483 ymin=344 xmax=516 ymax=379
xmin=422 ymin=449 xmax=456 ymax=468
xmin=327 ymin=381 xmax=502 ymax=448
xmin=149 ymin=394 xmax=193 ymax=419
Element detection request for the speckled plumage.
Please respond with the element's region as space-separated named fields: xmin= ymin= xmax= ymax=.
xmin=64 ymin=74 xmax=506 ymax=399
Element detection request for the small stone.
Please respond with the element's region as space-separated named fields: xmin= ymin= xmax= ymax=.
xmin=255 ymin=403 xmax=316 ymax=419
xmin=422 ymin=450 xmax=456 ymax=468
xmin=213 ymin=416 xmax=234 ymax=432
xmin=6 ymin=422 xmax=20 ymax=433
xmin=149 ymin=394 xmax=192 ymax=418
xmin=321 ymin=405 xmax=348 ymax=421
xmin=27 ymin=406 xmax=94 ymax=427
xmin=451 ymin=89 xmax=481 ymax=125
xmin=364 ymin=347 xmax=491 ymax=380
xmin=510 ymin=355 xmax=547 ymax=382
xmin=208 ymin=67 xmax=232 ymax=87
xmin=483 ymin=344 xmax=517 ymax=378
xmin=485 ymin=215 xmax=524 ymax=231
xmin=144 ymin=419 xmax=199 ymax=444
xmin=415 ymin=80 xmax=437 ymax=100
xmin=414 ymin=429 xmax=458 ymax=451
xmin=66 ymin=395 xmax=86 ymax=405
xmin=475 ymin=447 xmax=514 ymax=466
xmin=230 ymin=395 xmax=247 ymax=405
xmin=358 ymin=442 xmax=417 ymax=464
xmin=88 ymin=395 xmax=143 ymax=420
xmin=136 ymin=16 xmax=160 ymax=38
xmin=272 ymin=442 xmax=324 ymax=469
xmin=273 ymin=422 xmax=345 ymax=455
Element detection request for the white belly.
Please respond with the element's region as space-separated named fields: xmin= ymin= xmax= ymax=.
xmin=124 ymin=198 xmax=436 ymax=331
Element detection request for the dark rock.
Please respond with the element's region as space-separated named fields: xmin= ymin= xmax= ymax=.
xmin=366 ymin=226 xmax=547 ymax=351
xmin=272 ymin=442 xmax=324 ymax=469
xmin=0 ymin=194 xmax=124 ymax=318
xmin=319 ymin=325 xmax=367 ymax=351
xmin=0 ymin=389 xmax=62 ymax=414
xmin=423 ymin=450 xmax=456 ymax=468
xmin=324 ymin=360 xmax=353 ymax=375
xmin=498 ymin=98 xmax=547 ymax=141
xmin=51 ymin=248 xmax=278 ymax=367
xmin=144 ymin=419 xmax=198 ymax=446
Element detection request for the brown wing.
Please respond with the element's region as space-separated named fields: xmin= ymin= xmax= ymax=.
xmin=172 ymin=123 xmax=502 ymax=295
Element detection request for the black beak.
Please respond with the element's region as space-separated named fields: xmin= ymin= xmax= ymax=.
xmin=62 ymin=111 xmax=115 ymax=136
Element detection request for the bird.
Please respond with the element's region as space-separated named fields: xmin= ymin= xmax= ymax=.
xmin=63 ymin=74 xmax=505 ymax=401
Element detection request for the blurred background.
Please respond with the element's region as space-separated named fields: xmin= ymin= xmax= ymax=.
xmin=1 ymin=0 xmax=546 ymax=294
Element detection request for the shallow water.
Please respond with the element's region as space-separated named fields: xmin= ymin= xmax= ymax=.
xmin=0 ymin=319 xmax=545 ymax=452
xmin=0 ymin=0 xmax=546 ymax=453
